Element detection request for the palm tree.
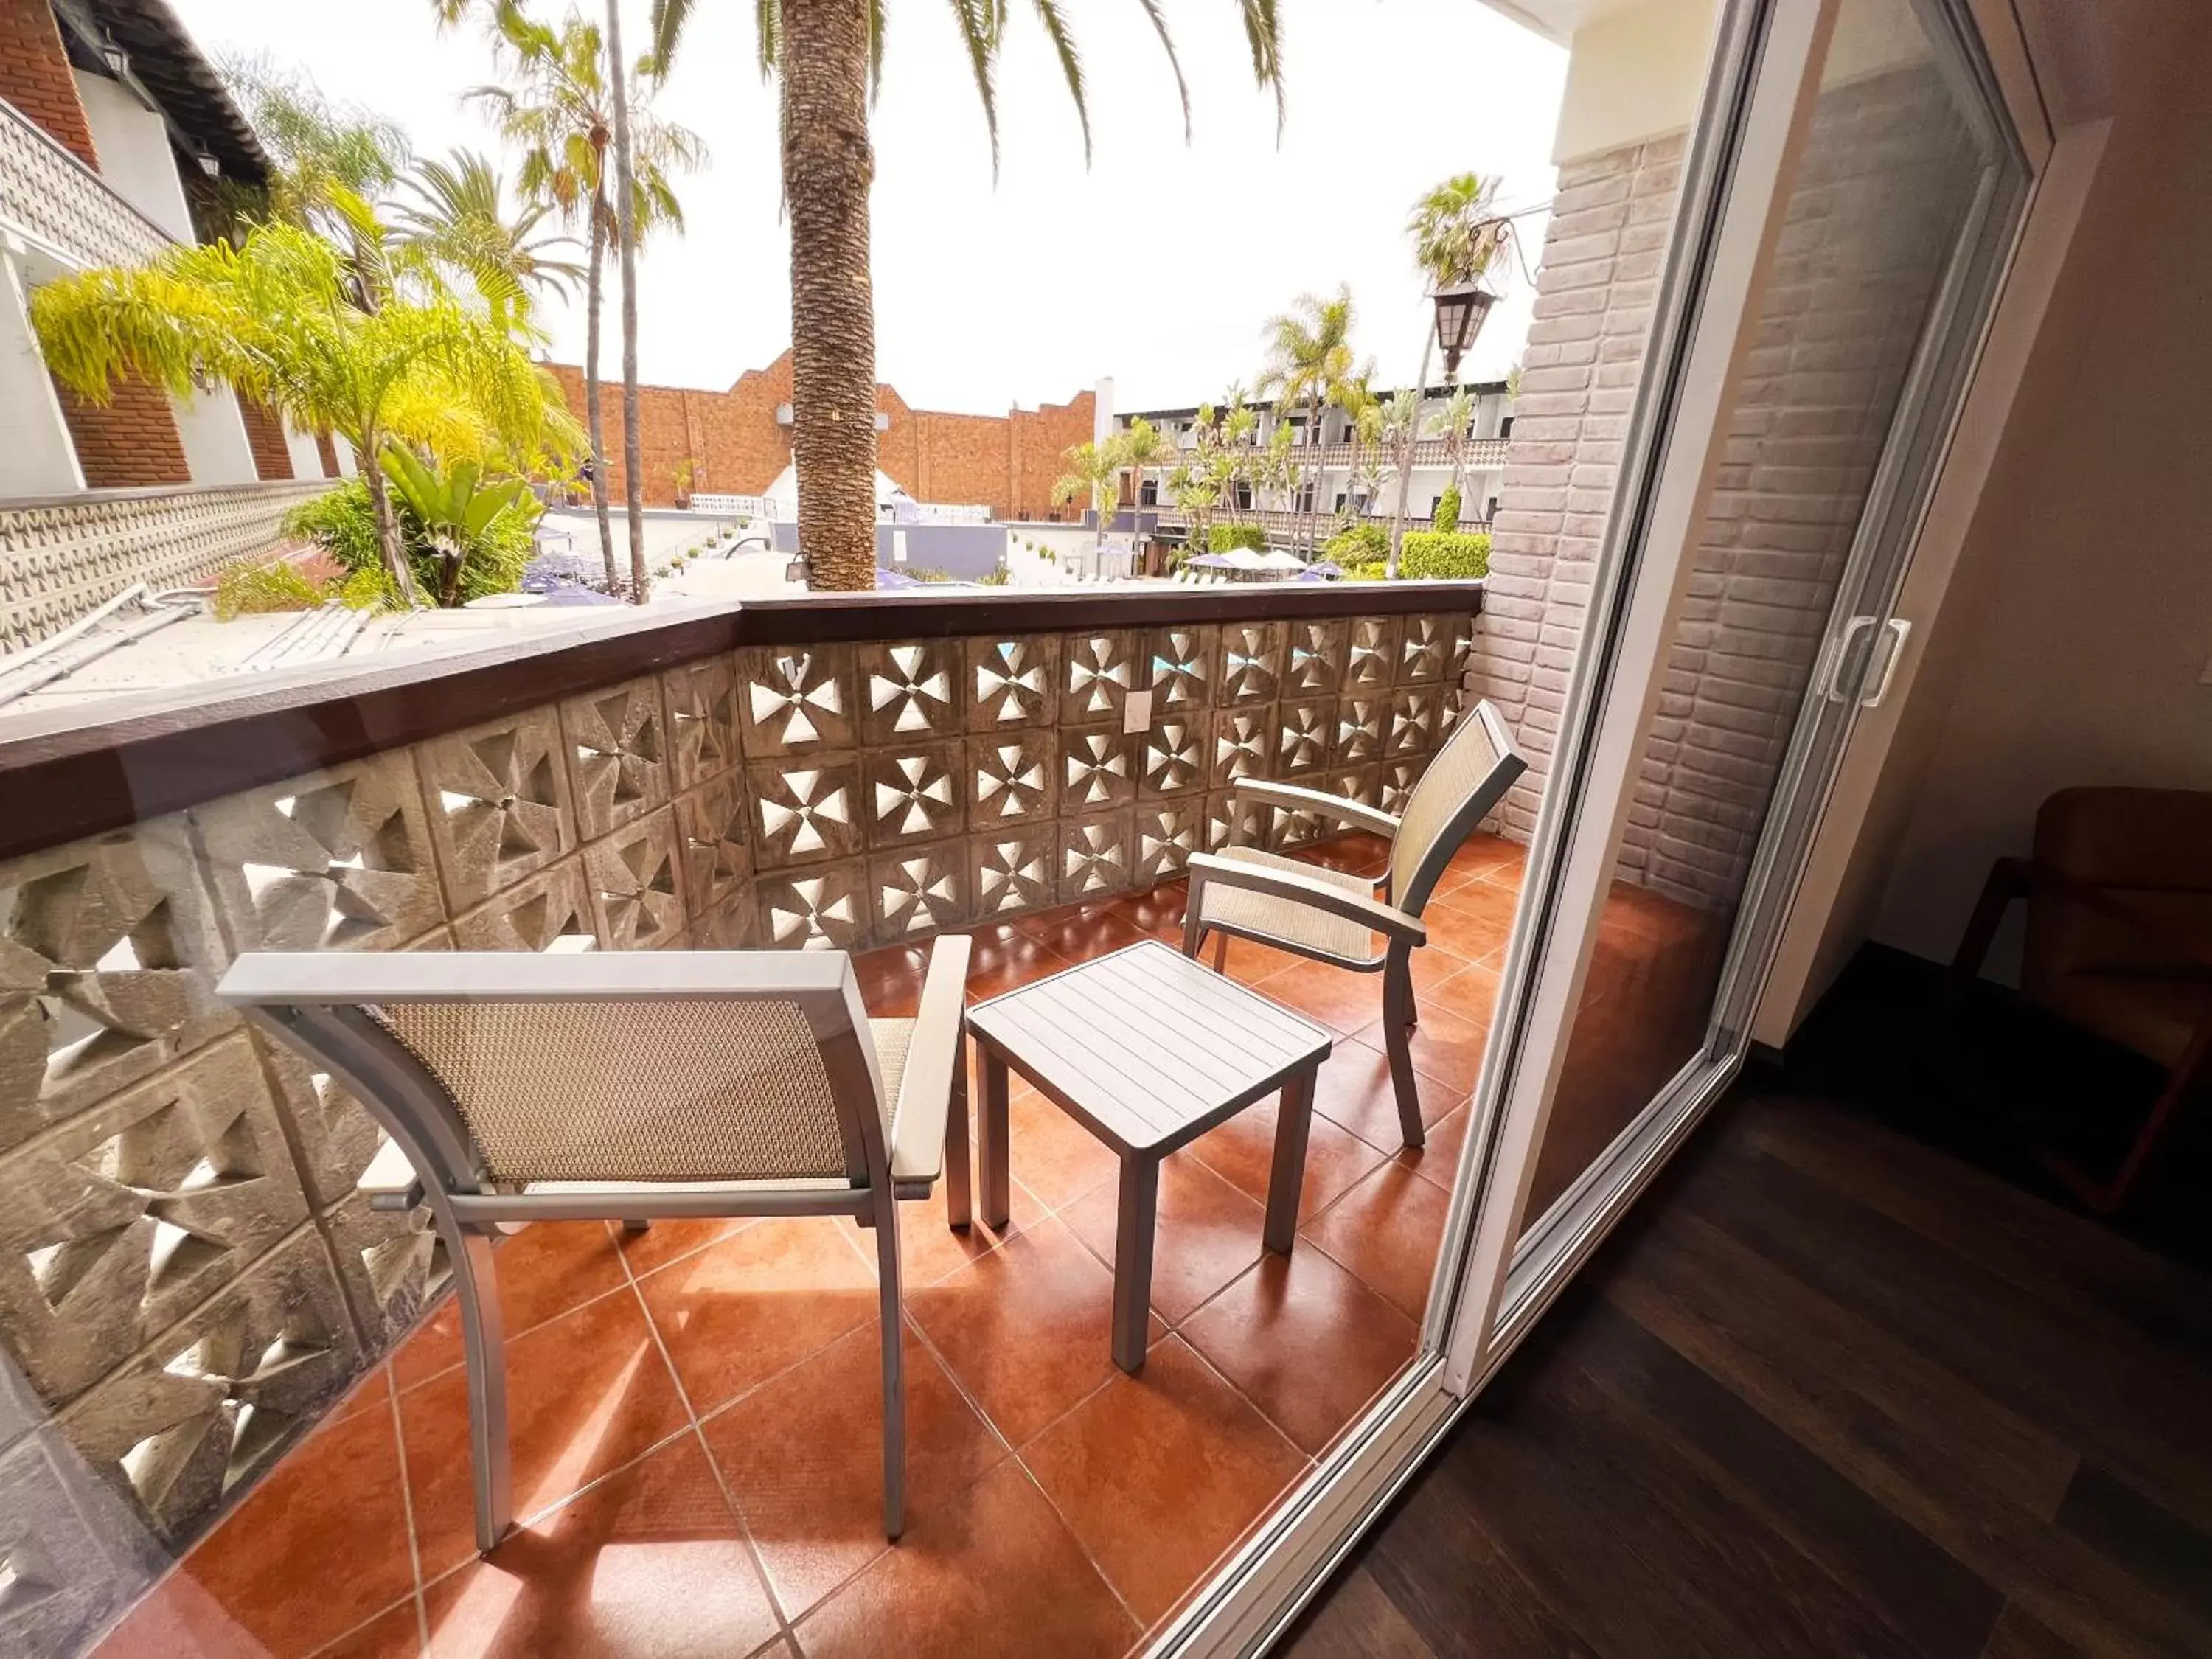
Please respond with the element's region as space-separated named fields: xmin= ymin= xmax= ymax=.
xmin=1256 ymin=285 xmax=1354 ymax=557
xmin=1051 ymin=440 xmax=1119 ymax=538
xmin=644 ymin=0 xmax=1288 ymax=591
xmin=1388 ymin=172 xmax=1512 ymax=576
xmin=390 ymin=148 xmax=586 ymax=333
xmin=1115 ymin=416 xmax=1174 ymax=556
xmin=32 ymin=223 xmax=578 ymax=598
xmin=1429 ymin=385 xmax=1477 ymax=501
xmin=464 ymin=9 xmax=703 ymax=595
xmin=1329 ymin=364 xmax=1378 ymax=530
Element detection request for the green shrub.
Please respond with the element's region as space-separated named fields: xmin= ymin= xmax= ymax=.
xmin=1399 ymin=530 xmax=1490 ymax=580
xmin=906 ymin=566 xmax=954 ymax=583
xmin=1433 ymin=486 xmax=1461 ymax=534
xmin=978 ymin=565 xmax=1012 ymax=586
xmin=212 ymin=559 xmax=327 ymax=619
xmin=283 ymin=474 xmax=537 ymax=606
xmin=1323 ymin=523 xmax=1388 ymax=563
xmin=1208 ymin=522 xmax=1267 ymax=554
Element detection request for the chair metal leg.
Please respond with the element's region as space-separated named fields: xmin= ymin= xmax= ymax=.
xmin=620 ymin=1219 xmax=652 ymax=1234
xmin=978 ymin=1046 xmax=1011 ymax=1230
xmin=1265 ymin=1067 xmax=1317 ymax=1253
xmin=451 ymin=1228 xmax=512 ymax=1554
xmin=1112 ymin=1155 xmax=1159 ymax=1373
xmin=1383 ymin=953 xmax=1425 ymax=1150
xmin=945 ymin=1029 xmax=974 ymax=1231
xmin=872 ymin=1189 xmax=907 ymax=1540
xmin=1211 ymin=930 xmax=1228 ymax=973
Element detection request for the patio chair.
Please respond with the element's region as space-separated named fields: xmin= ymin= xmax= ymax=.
xmin=218 ymin=939 xmax=973 ymax=1550
xmin=1183 ymin=700 xmax=1525 ymax=1147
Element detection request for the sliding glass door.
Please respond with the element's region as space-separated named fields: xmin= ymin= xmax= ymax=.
xmin=1445 ymin=0 xmax=2030 ymax=1384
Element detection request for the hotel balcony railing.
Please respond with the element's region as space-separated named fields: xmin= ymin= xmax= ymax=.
xmin=0 ymin=577 xmax=1484 ymax=1622
xmin=1150 ymin=436 xmax=1512 ymax=472
xmin=1 ymin=479 xmax=330 ymax=655
xmin=1138 ymin=504 xmax=1495 ymax=538
xmin=0 ymin=94 xmax=171 ymax=274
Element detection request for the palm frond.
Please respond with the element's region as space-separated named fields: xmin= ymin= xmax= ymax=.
xmin=1129 ymin=0 xmax=1192 ymax=144
xmin=947 ymin=0 xmax=1005 ymax=176
xmin=1029 ymin=0 xmax=1092 ymax=167
xmin=1235 ymin=0 xmax=1286 ymax=136
xmin=866 ymin=0 xmax=886 ymax=101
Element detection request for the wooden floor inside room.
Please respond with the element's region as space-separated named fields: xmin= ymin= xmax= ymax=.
xmin=1282 ymin=1085 xmax=2212 ymax=1659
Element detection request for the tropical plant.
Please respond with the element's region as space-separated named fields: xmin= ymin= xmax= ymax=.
xmin=286 ymin=473 xmax=540 ymax=606
xmin=380 ymin=445 xmax=543 ymax=605
xmin=1323 ymin=522 xmax=1389 ymax=563
xmin=641 ymin=0 xmax=1287 ymax=591
xmin=1208 ymin=522 xmax=1267 ymax=554
xmin=1329 ymin=364 xmax=1379 ymax=527
xmin=1166 ymin=462 xmax=1218 ymax=549
xmin=1051 ymin=440 xmax=1119 ymax=531
xmin=32 ymin=223 xmax=577 ymax=598
xmin=1429 ymin=385 xmax=1477 ymax=500
xmin=1433 ymin=484 xmax=1461 ymax=533
xmin=1114 ymin=417 xmax=1174 ymax=535
xmin=1399 ymin=529 xmax=1489 ymax=580
xmin=462 ymin=6 xmax=703 ymax=597
xmin=389 ymin=147 xmax=586 ymax=332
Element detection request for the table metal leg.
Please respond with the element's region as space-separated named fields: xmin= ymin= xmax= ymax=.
xmin=1265 ymin=1065 xmax=1318 ymax=1253
xmin=979 ymin=1047 xmax=1011 ymax=1230
xmin=1113 ymin=1155 xmax=1159 ymax=1373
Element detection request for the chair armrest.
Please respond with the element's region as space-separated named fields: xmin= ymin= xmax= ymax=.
xmin=1229 ymin=778 xmax=1402 ymax=840
xmin=1186 ymin=852 xmax=1427 ymax=947
xmin=888 ymin=935 xmax=972 ymax=1184
xmin=2023 ymin=862 xmax=2212 ymax=970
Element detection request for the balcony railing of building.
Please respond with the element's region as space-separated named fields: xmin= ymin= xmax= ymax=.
xmin=1143 ymin=437 xmax=1512 ymax=473
xmin=0 ymin=94 xmax=171 ymax=274
xmin=1137 ymin=503 xmax=1497 ymax=540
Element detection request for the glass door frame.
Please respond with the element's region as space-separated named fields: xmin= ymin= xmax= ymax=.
xmin=1153 ymin=0 xmax=2042 ymax=1651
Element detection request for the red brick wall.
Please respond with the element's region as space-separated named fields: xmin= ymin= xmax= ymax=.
xmin=238 ymin=398 xmax=296 ymax=481
xmin=0 ymin=0 xmax=98 ymax=165
xmin=57 ymin=378 xmax=192 ymax=488
xmin=315 ymin=432 xmax=339 ymax=476
xmin=546 ymin=350 xmax=1094 ymax=518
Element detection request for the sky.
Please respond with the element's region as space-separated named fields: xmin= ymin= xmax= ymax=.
xmin=168 ymin=0 xmax=1569 ymax=417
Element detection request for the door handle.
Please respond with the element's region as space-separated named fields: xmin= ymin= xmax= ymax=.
xmin=1823 ymin=615 xmax=1912 ymax=706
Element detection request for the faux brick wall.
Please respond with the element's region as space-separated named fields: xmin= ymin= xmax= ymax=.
xmin=550 ymin=350 xmax=1093 ymax=520
xmin=0 ymin=603 xmax=1471 ymax=1650
xmin=54 ymin=378 xmax=192 ymax=490
xmin=1473 ymin=63 xmax=1977 ymax=913
xmin=236 ymin=398 xmax=296 ymax=481
xmin=0 ymin=0 xmax=98 ymax=165
xmin=1470 ymin=133 xmax=1684 ymax=841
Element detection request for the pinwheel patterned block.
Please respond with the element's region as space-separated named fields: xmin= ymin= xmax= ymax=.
xmin=414 ymin=708 xmax=575 ymax=911
xmin=0 ymin=822 xmax=229 ymax=1148
xmin=1213 ymin=622 xmax=1282 ymax=706
xmin=560 ymin=678 xmax=671 ymax=841
xmin=1329 ymin=765 xmax=1384 ymax=814
xmin=254 ymin=1033 xmax=385 ymax=1211
xmin=57 ymin=1228 xmax=361 ymax=1545
xmin=0 ymin=1433 xmax=159 ymax=1658
xmin=1204 ymin=791 xmax=1272 ymax=854
xmin=0 ymin=1035 xmax=310 ymax=1408
xmin=693 ymin=891 xmax=754 ymax=951
xmin=863 ymin=744 xmax=963 ymax=850
xmin=1144 ymin=626 xmax=1213 ymax=713
xmin=964 ymin=636 xmax=1059 ymax=731
xmin=1060 ymin=813 xmax=1133 ymax=904
xmin=1133 ymin=801 xmax=1202 ymax=886
xmin=870 ymin=846 xmax=968 ymax=941
xmin=1269 ymin=796 xmax=1331 ymax=850
xmin=1343 ymin=615 xmax=1399 ymax=692
xmin=754 ymin=863 xmax=868 ymax=951
xmin=859 ymin=640 xmax=960 ymax=745
xmin=1059 ymin=631 xmax=1135 ymax=726
xmin=661 ymin=656 xmax=741 ymax=791
xmin=1385 ymin=686 xmax=1444 ymax=758
xmin=448 ymin=858 xmax=598 ymax=954
xmin=1284 ymin=619 xmax=1347 ymax=698
xmin=323 ymin=1189 xmax=448 ymax=1352
xmin=1379 ymin=760 xmax=1424 ymax=817
xmin=1061 ymin=728 xmax=1138 ymax=813
xmin=676 ymin=776 xmax=751 ymax=917
xmin=1334 ymin=693 xmax=1391 ymax=768
xmin=1208 ymin=709 xmax=1275 ymax=790
xmin=1276 ymin=698 xmax=1335 ymax=778
xmin=1396 ymin=613 xmax=1465 ymax=684
xmin=585 ymin=810 xmax=688 ymax=951
xmin=748 ymin=759 xmax=863 ymax=871
xmin=194 ymin=754 xmax=444 ymax=955
xmin=968 ymin=828 xmax=1054 ymax=919
xmin=1141 ymin=716 xmax=1206 ymax=800
xmin=965 ymin=731 xmax=1056 ymax=830
xmin=735 ymin=644 xmax=857 ymax=757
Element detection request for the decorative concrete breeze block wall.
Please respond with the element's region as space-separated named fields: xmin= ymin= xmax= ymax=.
xmin=0 ymin=607 xmax=1472 ymax=1643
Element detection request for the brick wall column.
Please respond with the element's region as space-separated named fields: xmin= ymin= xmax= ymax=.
xmin=0 ymin=0 xmax=98 ymax=164
xmin=237 ymin=398 xmax=296 ymax=481
xmin=1470 ymin=133 xmax=1685 ymax=840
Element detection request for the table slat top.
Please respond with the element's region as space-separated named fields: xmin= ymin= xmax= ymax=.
xmin=967 ymin=941 xmax=1332 ymax=1153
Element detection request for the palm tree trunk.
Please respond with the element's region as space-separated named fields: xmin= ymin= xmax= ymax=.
xmin=583 ymin=201 xmax=616 ymax=589
xmin=782 ymin=0 xmax=877 ymax=591
xmin=360 ymin=434 xmax=417 ymax=604
xmin=1303 ymin=392 xmax=1323 ymax=556
xmin=605 ymin=0 xmax=649 ymax=604
xmin=1388 ymin=334 xmax=1435 ymax=581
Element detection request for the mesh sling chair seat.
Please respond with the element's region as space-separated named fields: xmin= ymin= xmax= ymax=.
xmin=1184 ymin=700 xmax=1526 ymax=1149
xmin=217 ymin=939 xmax=973 ymax=1551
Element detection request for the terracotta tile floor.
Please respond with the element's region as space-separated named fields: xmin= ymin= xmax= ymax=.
xmin=94 ymin=835 xmax=1535 ymax=1659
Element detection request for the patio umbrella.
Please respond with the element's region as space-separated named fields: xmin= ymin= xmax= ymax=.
xmin=1222 ymin=548 xmax=1268 ymax=571
xmin=1306 ymin=560 xmax=1345 ymax=580
xmin=875 ymin=566 xmax=922 ymax=589
xmin=1257 ymin=549 xmax=1306 ymax=574
xmin=1186 ymin=552 xmax=1235 ymax=569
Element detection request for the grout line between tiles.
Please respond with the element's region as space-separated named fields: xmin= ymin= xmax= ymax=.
xmin=382 ymin=1357 xmax=433 ymax=1658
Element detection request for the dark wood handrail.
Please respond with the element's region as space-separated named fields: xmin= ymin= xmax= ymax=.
xmin=0 ymin=579 xmax=1483 ymax=863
